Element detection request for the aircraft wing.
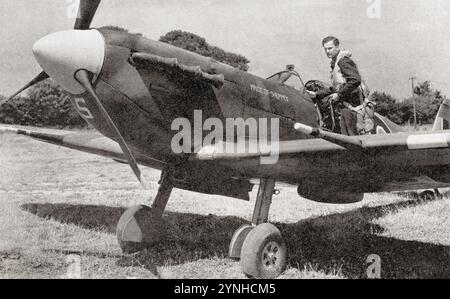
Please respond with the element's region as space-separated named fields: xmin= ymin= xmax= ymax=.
xmin=0 ymin=124 xmax=253 ymax=200
xmin=3 ymin=124 xmax=450 ymax=199
xmin=192 ymin=130 xmax=450 ymax=160
xmin=190 ymin=130 xmax=450 ymax=195
xmin=0 ymin=125 xmax=166 ymax=170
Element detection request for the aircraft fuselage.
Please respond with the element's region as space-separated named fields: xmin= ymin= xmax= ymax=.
xmin=71 ymin=29 xmax=318 ymax=164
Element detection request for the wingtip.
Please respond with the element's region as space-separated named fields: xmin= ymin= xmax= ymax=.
xmin=0 ymin=126 xmax=19 ymax=134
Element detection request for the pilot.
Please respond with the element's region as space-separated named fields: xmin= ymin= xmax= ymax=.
xmin=307 ymin=36 xmax=363 ymax=136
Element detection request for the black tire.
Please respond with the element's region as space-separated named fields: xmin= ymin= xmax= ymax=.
xmin=419 ymin=190 xmax=436 ymax=202
xmin=116 ymin=205 xmax=163 ymax=254
xmin=240 ymin=223 xmax=287 ymax=279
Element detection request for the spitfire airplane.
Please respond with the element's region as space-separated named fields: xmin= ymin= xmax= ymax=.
xmin=2 ymin=0 xmax=450 ymax=278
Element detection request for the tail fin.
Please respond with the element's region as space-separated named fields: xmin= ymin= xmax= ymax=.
xmin=432 ymin=99 xmax=450 ymax=131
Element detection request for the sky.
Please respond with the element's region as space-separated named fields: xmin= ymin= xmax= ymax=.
xmin=1 ymin=0 xmax=450 ymax=99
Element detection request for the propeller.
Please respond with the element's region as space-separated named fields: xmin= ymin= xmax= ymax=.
xmin=7 ymin=0 xmax=102 ymax=101
xmin=75 ymin=70 xmax=145 ymax=186
xmin=5 ymin=71 xmax=49 ymax=102
xmin=7 ymin=0 xmax=145 ymax=186
xmin=74 ymin=0 xmax=102 ymax=30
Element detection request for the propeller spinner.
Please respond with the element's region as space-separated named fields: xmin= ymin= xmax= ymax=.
xmin=7 ymin=0 xmax=102 ymax=100
xmin=32 ymin=29 xmax=105 ymax=94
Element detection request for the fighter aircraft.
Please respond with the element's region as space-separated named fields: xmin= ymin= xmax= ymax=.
xmin=2 ymin=0 xmax=450 ymax=278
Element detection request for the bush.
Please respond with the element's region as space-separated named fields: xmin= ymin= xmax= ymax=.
xmin=159 ymin=30 xmax=250 ymax=71
xmin=371 ymin=82 xmax=445 ymax=126
xmin=0 ymin=80 xmax=86 ymax=127
xmin=370 ymin=91 xmax=403 ymax=124
xmin=401 ymin=96 xmax=441 ymax=125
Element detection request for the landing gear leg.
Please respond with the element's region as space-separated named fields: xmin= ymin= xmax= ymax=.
xmin=116 ymin=170 xmax=173 ymax=254
xmin=251 ymin=178 xmax=276 ymax=225
xmin=229 ymin=178 xmax=287 ymax=279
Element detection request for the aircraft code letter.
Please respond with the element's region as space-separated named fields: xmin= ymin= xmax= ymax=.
xmin=74 ymin=98 xmax=94 ymax=120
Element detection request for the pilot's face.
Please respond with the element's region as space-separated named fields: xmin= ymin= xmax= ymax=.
xmin=323 ymin=41 xmax=340 ymax=59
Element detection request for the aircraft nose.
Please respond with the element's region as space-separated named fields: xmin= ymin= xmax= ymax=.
xmin=33 ymin=30 xmax=105 ymax=95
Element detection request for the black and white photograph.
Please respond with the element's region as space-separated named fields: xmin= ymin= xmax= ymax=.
xmin=0 ymin=0 xmax=449 ymax=283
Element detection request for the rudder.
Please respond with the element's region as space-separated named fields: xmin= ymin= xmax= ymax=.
xmin=432 ymin=99 xmax=450 ymax=131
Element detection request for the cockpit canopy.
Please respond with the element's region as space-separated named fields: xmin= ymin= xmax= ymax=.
xmin=266 ymin=65 xmax=305 ymax=90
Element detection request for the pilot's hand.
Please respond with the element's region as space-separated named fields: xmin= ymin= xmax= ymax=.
xmin=306 ymin=90 xmax=316 ymax=98
xmin=329 ymin=93 xmax=339 ymax=102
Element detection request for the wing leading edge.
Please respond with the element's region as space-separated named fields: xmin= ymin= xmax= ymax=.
xmin=0 ymin=125 xmax=166 ymax=170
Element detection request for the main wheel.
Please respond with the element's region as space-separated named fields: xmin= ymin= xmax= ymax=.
xmin=116 ymin=205 xmax=164 ymax=254
xmin=240 ymin=223 xmax=287 ymax=279
xmin=419 ymin=190 xmax=436 ymax=201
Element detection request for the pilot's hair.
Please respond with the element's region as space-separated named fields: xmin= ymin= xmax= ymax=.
xmin=322 ymin=36 xmax=340 ymax=47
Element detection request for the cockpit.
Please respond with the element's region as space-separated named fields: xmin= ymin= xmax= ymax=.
xmin=266 ymin=65 xmax=377 ymax=135
xmin=266 ymin=65 xmax=340 ymax=132
xmin=266 ymin=64 xmax=305 ymax=90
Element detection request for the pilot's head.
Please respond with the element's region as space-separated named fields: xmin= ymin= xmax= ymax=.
xmin=322 ymin=36 xmax=340 ymax=59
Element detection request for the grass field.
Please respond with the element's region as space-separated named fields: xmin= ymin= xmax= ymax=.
xmin=0 ymin=132 xmax=449 ymax=279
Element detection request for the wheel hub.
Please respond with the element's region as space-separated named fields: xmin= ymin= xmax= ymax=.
xmin=262 ymin=241 xmax=280 ymax=268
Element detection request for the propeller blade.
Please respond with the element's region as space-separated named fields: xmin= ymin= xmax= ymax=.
xmin=6 ymin=71 xmax=49 ymax=102
xmin=74 ymin=70 xmax=145 ymax=186
xmin=74 ymin=0 xmax=102 ymax=30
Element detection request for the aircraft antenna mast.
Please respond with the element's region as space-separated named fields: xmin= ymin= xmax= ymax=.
xmin=409 ymin=76 xmax=417 ymax=129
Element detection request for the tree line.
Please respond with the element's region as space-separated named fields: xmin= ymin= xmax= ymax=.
xmin=371 ymin=81 xmax=445 ymax=126
xmin=0 ymin=28 xmax=445 ymax=127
